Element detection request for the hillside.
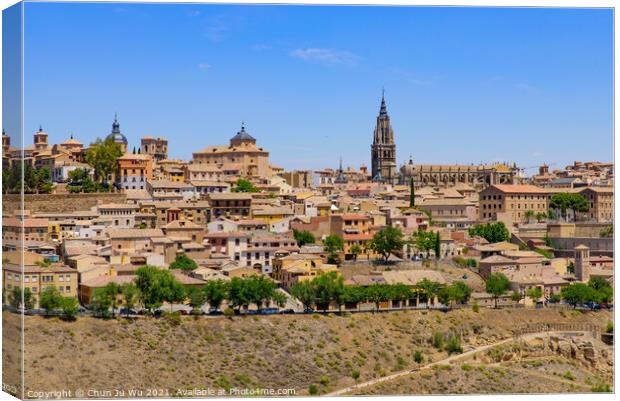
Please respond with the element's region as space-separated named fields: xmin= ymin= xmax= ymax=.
xmin=2 ymin=308 xmax=612 ymax=397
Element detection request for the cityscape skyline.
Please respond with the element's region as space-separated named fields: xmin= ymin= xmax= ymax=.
xmin=4 ymin=3 xmax=614 ymax=172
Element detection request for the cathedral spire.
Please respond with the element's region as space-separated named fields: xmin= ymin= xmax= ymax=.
xmin=379 ymin=89 xmax=388 ymax=116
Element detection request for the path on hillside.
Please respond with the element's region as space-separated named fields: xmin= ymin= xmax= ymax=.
xmin=325 ymin=330 xmax=590 ymax=396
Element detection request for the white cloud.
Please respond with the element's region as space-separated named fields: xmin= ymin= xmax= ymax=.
xmin=289 ymin=48 xmax=359 ymax=65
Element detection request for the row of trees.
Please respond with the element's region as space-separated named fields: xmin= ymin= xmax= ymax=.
xmin=291 ymin=271 xmax=472 ymax=312
xmin=87 ymin=266 xmax=287 ymax=318
xmin=2 ymin=164 xmax=53 ymax=194
xmin=9 ymin=286 xmax=80 ymax=320
xmin=67 ymin=168 xmax=110 ymax=193
xmin=484 ymin=272 xmax=613 ymax=309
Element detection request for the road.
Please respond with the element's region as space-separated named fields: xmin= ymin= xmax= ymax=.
xmin=325 ymin=330 xmax=590 ymax=396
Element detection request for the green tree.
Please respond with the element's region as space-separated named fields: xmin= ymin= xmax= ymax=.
xmin=486 ymin=272 xmax=511 ymax=308
xmin=293 ymin=229 xmax=315 ymax=246
xmin=369 ymin=226 xmax=404 ymax=263
xmin=549 ymin=193 xmax=589 ymax=221
xmin=135 ymin=265 xmax=183 ymax=312
xmin=120 ymin=283 xmax=139 ymax=316
xmin=169 ymin=253 xmax=198 ymax=272
xmin=524 ymin=210 xmax=535 ymax=223
xmin=468 ymin=222 xmax=511 ymax=243
xmin=448 ymin=281 xmax=472 ymax=305
xmin=187 ymin=287 xmax=207 ymax=314
xmin=409 ymin=177 xmax=415 ymax=208
xmin=271 ymin=291 xmax=288 ymax=308
xmin=67 ymin=168 xmax=97 ymax=192
xmin=433 ymin=231 xmax=441 ymax=259
xmin=588 ymin=277 xmax=613 ymax=304
xmin=85 ymin=137 xmax=123 ymax=184
xmin=535 ymin=212 xmax=548 ymax=223
xmin=90 ymin=288 xmax=113 ymax=318
xmin=312 ymin=271 xmax=344 ymax=311
xmin=227 ymin=277 xmax=252 ymax=312
xmin=416 ymin=279 xmax=442 ymax=308
xmin=39 ymin=286 xmax=63 ymax=316
xmin=600 ymin=224 xmax=613 ymax=238
xmin=412 ymin=229 xmax=435 ymax=258
xmin=291 ymin=280 xmax=316 ymax=311
xmin=232 ymin=178 xmax=259 ymax=193
xmin=60 ymin=297 xmax=79 ymax=321
xmin=526 ymin=287 xmax=543 ymax=304
xmin=323 ymin=235 xmax=344 ymax=264
xmin=10 ymin=287 xmax=34 ymax=310
xmin=102 ymin=282 xmax=121 ymax=317
xmin=349 ymin=243 xmax=362 ymax=261
xmin=245 ymin=275 xmax=278 ymax=311
xmin=204 ymin=279 xmax=228 ymax=312
xmin=561 ymin=283 xmax=596 ymax=309
xmin=365 ymin=284 xmax=392 ymax=312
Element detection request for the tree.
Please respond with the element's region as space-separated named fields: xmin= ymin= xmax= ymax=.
xmin=102 ymin=282 xmax=121 ymax=317
xmin=437 ymin=286 xmax=451 ymax=307
xmin=271 ymin=291 xmax=287 ymax=308
xmin=349 ymin=243 xmax=362 ymax=261
xmin=312 ymin=271 xmax=344 ymax=311
xmin=85 ymin=137 xmax=123 ymax=184
xmin=588 ymin=277 xmax=613 ymax=304
xmin=411 ymin=229 xmax=432 ymax=258
xmin=232 ymin=178 xmax=259 ymax=193
xmin=291 ymin=280 xmax=316 ymax=311
xmin=549 ymin=193 xmax=589 ymax=221
xmin=365 ymin=284 xmax=391 ymax=312
xmin=323 ymin=235 xmax=344 ymax=264
xmin=485 ymin=273 xmax=511 ymax=308
xmin=244 ymin=275 xmax=278 ymax=311
xmin=39 ymin=286 xmax=63 ymax=316
xmin=203 ymin=280 xmax=228 ymax=312
xmin=187 ymin=287 xmax=207 ymax=314
xmin=526 ymin=287 xmax=543 ymax=304
xmin=468 ymin=222 xmax=511 ymax=243
xmin=535 ymin=212 xmax=548 ymax=223
xmin=416 ymin=279 xmax=442 ymax=308
xmin=561 ymin=283 xmax=596 ymax=309
xmin=90 ymin=288 xmax=113 ymax=318
xmin=409 ymin=177 xmax=415 ymax=208
xmin=449 ymin=281 xmax=472 ymax=305
xmin=67 ymin=168 xmax=97 ymax=193
xmin=600 ymin=225 xmax=613 ymax=238
xmin=293 ymin=229 xmax=315 ymax=247
xmin=120 ymin=283 xmax=139 ymax=316
xmin=524 ymin=210 xmax=535 ymax=223
xmin=135 ymin=265 xmax=183 ymax=312
xmin=60 ymin=297 xmax=79 ymax=321
xmin=169 ymin=253 xmax=198 ymax=272
xmin=433 ymin=231 xmax=441 ymax=259
xmin=227 ymin=277 xmax=252 ymax=312
xmin=10 ymin=287 xmax=34 ymax=310
xmin=369 ymin=226 xmax=404 ymax=263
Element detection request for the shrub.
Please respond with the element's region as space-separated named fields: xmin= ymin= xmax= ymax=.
xmin=445 ymin=335 xmax=463 ymax=355
xmin=413 ymin=351 xmax=423 ymax=364
xmin=162 ymin=311 xmax=182 ymax=326
xmin=319 ymin=375 xmax=330 ymax=386
xmin=591 ymin=383 xmax=611 ymax=392
xmin=223 ymin=307 xmax=234 ymax=319
xmin=562 ymin=371 xmax=575 ymax=381
xmin=461 ymin=364 xmax=473 ymax=371
xmin=351 ymin=370 xmax=360 ymax=381
xmin=431 ymin=332 xmax=444 ymax=349
xmin=606 ymin=321 xmax=613 ymax=333
xmin=472 ymin=302 xmax=480 ymax=313
xmin=308 ymin=384 xmax=318 ymax=395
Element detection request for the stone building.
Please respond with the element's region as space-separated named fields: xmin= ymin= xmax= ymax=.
xmin=479 ymin=184 xmax=551 ymax=223
xmin=141 ymin=136 xmax=168 ymax=161
xmin=192 ymin=123 xmax=271 ymax=179
xmin=399 ymin=157 xmax=519 ymax=188
xmin=371 ymin=93 xmax=397 ymax=183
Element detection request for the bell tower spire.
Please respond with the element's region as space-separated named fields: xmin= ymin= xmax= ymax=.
xmin=371 ymin=90 xmax=397 ymax=183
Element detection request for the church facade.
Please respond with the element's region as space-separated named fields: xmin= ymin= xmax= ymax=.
xmin=370 ymin=93 xmax=397 ymax=183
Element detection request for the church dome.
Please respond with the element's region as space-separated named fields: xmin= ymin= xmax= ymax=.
xmin=230 ymin=122 xmax=256 ymax=145
xmin=106 ymin=113 xmax=127 ymax=144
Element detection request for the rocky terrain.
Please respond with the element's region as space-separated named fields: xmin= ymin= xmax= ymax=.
xmin=2 ymin=307 xmax=612 ymax=397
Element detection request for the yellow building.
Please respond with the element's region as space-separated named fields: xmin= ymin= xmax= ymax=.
xmin=2 ymin=251 xmax=78 ymax=307
xmin=271 ymin=254 xmax=338 ymax=289
xmin=192 ymin=123 xmax=272 ymax=179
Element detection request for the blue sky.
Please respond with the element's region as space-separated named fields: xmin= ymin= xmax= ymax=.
xmin=9 ymin=3 xmax=615 ymax=172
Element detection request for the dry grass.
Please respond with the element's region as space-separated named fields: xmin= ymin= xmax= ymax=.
xmin=2 ymin=308 xmax=611 ymax=396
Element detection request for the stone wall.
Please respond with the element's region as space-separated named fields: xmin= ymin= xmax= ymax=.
xmin=2 ymin=193 xmax=127 ymax=214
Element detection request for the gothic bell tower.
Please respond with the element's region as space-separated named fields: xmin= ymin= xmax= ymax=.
xmin=371 ymin=91 xmax=397 ymax=182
